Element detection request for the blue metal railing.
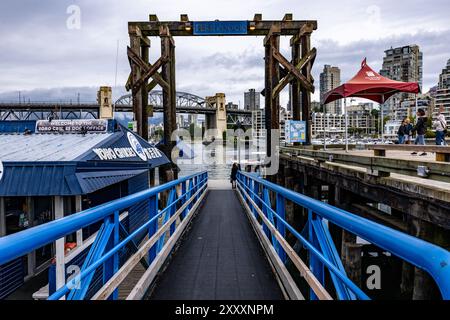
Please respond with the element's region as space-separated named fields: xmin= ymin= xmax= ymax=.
xmin=0 ymin=171 xmax=208 ymax=300
xmin=236 ymin=171 xmax=450 ymax=300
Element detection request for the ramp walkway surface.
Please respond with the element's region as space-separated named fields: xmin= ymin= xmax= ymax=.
xmin=149 ymin=189 xmax=284 ymax=300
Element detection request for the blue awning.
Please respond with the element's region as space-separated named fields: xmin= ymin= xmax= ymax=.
xmin=0 ymin=162 xmax=82 ymax=196
xmin=76 ymin=169 xmax=148 ymax=194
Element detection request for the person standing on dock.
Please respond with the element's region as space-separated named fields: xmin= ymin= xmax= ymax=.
xmin=411 ymin=108 xmax=428 ymax=156
xmin=397 ymin=119 xmax=407 ymax=144
xmin=230 ymin=163 xmax=239 ymax=189
xmin=433 ymin=105 xmax=448 ymax=146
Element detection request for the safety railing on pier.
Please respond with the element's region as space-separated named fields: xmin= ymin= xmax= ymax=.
xmin=236 ymin=171 xmax=450 ymax=300
xmin=0 ymin=171 xmax=208 ymax=300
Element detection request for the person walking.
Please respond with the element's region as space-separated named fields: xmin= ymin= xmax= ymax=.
xmin=411 ymin=108 xmax=428 ymax=156
xmin=397 ymin=119 xmax=407 ymax=144
xmin=230 ymin=162 xmax=239 ymax=189
xmin=433 ymin=105 xmax=448 ymax=146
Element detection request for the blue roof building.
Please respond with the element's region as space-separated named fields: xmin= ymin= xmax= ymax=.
xmin=0 ymin=119 xmax=170 ymax=299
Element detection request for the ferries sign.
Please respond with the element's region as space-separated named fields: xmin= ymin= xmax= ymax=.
xmin=193 ymin=21 xmax=248 ymax=35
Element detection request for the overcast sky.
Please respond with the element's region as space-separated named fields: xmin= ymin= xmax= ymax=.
xmin=0 ymin=0 xmax=449 ymax=107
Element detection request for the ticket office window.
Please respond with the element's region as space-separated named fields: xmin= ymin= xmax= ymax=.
xmin=33 ymin=197 xmax=54 ymax=268
xmin=4 ymin=197 xmax=30 ymax=276
xmin=5 ymin=197 xmax=29 ymax=235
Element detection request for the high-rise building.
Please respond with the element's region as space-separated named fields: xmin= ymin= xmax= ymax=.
xmin=435 ymin=59 xmax=450 ymax=127
xmin=439 ymin=59 xmax=450 ymax=89
xmin=244 ymin=89 xmax=261 ymax=111
xmin=380 ymin=45 xmax=423 ymax=120
xmin=320 ymin=65 xmax=342 ymax=115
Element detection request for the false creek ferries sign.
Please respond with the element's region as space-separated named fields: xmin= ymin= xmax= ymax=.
xmin=92 ymin=132 xmax=163 ymax=162
xmin=36 ymin=119 xmax=108 ymax=133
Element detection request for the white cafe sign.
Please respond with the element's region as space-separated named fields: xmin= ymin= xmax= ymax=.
xmin=92 ymin=132 xmax=163 ymax=161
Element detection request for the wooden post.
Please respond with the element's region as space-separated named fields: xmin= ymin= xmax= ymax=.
xmin=300 ymin=34 xmax=312 ymax=145
xmin=130 ymin=26 xmax=144 ymax=137
xmin=0 ymin=197 xmax=5 ymax=237
xmin=327 ymin=185 xmax=343 ymax=252
xmin=160 ymin=26 xmax=177 ymax=183
xmin=141 ymin=42 xmax=150 ymax=141
xmin=264 ymin=32 xmax=280 ymax=158
xmin=54 ymin=196 xmax=66 ymax=298
xmin=75 ymin=195 xmax=83 ymax=247
xmin=407 ymin=216 xmax=440 ymax=300
xmin=291 ymin=39 xmax=301 ymax=147
xmin=335 ymin=188 xmax=363 ymax=285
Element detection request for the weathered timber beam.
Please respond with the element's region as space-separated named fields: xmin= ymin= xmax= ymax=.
xmin=147 ymin=79 xmax=158 ymax=92
xmin=283 ymin=13 xmax=293 ymax=21
xmin=129 ymin=20 xmax=318 ymax=37
xmin=272 ymin=48 xmax=317 ymax=99
xmin=290 ymin=22 xmax=316 ymax=45
xmin=127 ymin=46 xmax=169 ymax=90
xmin=263 ymin=24 xmax=281 ymax=46
xmin=272 ymin=48 xmax=314 ymax=93
xmin=159 ymin=25 xmax=175 ymax=47
xmin=133 ymin=56 xmax=168 ymax=91
xmin=149 ymin=14 xmax=159 ymax=22
xmin=140 ymin=37 xmax=150 ymax=47
xmin=128 ymin=24 xmax=150 ymax=47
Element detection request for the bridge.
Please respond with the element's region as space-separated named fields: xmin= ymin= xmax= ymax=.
xmin=0 ymin=171 xmax=448 ymax=300
xmin=0 ymin=91 xmax=252 ymax=127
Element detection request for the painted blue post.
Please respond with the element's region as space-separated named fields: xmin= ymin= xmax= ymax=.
xmin=253 ymin=180 xmax=260 ymax=218
xmin=103 ymin=216 xmax=114 ymax=297
xmin=181 ymin=181 xmax=188 ymax=219
xmin=262 ymin=187 xmax=271 ymax=240
xmin=169 ymin=187 xmax=177 ymax=235
xmin=308 ymin=210 xmax=325 ymax=300
xmin=111 ymin=211 xmax=119 ymax=300
xmin=275 ymin=194 xmax=287 ymax=263
xmin=194 ymin=176 xmax=199 ymax=201
xmin=188 ymin=179 xmax=194 ymax=210
xmin=148 ymin=195 xmax=158 ymax=263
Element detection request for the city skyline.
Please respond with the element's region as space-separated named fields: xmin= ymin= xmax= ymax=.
xmin=0 ymin=1 xmax=449 ymax=108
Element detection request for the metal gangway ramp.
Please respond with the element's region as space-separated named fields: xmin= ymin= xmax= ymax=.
xmin=150 ymin=188 xmax=283 ymax=300
xmin=0 ymin=171 xmax=449 ymax=300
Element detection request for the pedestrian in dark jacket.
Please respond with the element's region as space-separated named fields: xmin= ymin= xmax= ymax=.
xmin=230 ymin=163 xmax=239 ymax=189
xmin=397 ymin=119 xmax=407 ymax=144
xmin=412 ymin=109 xmax=428 ymax=156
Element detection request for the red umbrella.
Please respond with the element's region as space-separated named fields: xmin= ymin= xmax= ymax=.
xmin=322 ymin=58 xmax=421 ymax=151
xmin=323 ymin=58 xmax=421 ymax=104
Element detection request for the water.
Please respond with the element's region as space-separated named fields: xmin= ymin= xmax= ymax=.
xmin=175 ymin=141 xmax=262 ymax=180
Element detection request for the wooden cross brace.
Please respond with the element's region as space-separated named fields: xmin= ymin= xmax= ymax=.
xmin=126 ymin=46 xmax=170 ymax=92
xmin=271 ymin=47 xmax=316 ymax=99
